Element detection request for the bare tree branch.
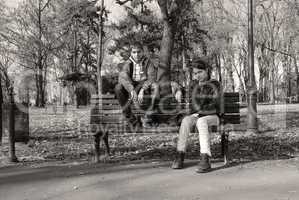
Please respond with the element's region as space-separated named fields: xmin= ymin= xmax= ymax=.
xmin=115 ymin=0 xmax=132 ymax=5
xmin=41 ymin=0 xmax=52 ymax=12
xmin=257 ymin=42 xmax=295 ymax=57
xmin=157 ymin=0 xmax=169 ymax=20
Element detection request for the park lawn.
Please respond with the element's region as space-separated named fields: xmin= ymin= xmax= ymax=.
xmin=1 ymin=104 xmax=299 ymax=167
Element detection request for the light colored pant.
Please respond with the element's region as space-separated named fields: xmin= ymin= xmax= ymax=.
xmin=177 ymin=114 xmax=219 ymax=157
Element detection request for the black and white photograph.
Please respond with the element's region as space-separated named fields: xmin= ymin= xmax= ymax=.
xmin=0 ymin=0 xmax=299 ymax=199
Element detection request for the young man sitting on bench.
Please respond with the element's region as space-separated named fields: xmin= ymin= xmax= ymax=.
xmin=115 ymin=42 xmax=159 ymax=128
xmin=172 ymin=57 xmax=220 ymax=173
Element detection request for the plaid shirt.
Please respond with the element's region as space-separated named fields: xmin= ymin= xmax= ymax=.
xmin=118 ymin=57 xmax=157 ymax=93
xmin=129 ymin=57 xmax=146 ymax=82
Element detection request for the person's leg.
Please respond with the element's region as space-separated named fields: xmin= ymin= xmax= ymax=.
xmin=133 ymin=81 xmax=145 ymax=107
xmin=149 ymin=82 xmax=159 ymax=111
xmin=134 ymin=81 xmax=156 ymax=128
xmin=177 ymin=114 xmax=199 ymax=152
xmin=144 ymin=82 xmax=159 ymax=127
xmin=172 ymin=114 xmax=198 ymax=169
xmin=114 ymin=83 xmax=132 ymax=119
xmin=195 ymin=115 xmax=219 ymax=173
xmin=196 ymin=115 xmax=219 ymax=156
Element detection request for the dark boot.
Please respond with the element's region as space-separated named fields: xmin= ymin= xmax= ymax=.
xmin=196 ymin=153 xmax=211 ymax=173
xmin=171 ymin=151 xmax=185 ymax=169
xmin=141 ymin=114 xmax=155 ymax=128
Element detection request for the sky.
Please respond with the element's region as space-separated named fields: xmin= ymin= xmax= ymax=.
xmin=4 ymin=0 xmax=21 ymax=7
xmin=4 ymin=0 xmax=127 ymax=22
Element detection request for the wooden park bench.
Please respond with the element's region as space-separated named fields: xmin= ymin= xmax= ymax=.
xmin=89 ymin=92 xmax=240 ymax=164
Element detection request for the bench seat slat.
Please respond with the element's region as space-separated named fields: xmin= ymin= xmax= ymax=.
xmin=90 ymin=121 xmax=123 ymax=125
xmin=97 ymin=105 xmax=121 ymax=110
xmin=223 ymin=92 xmax=239 ymax=97
xmin=91 ymin=99 xmax=119 ymax=104
xmin=90 ymin=118 xmax=123 ymax=123
xmin=223 ymin=114 xmax=240 ymax=124
xmin=223 ymin=103 xmax=240 ymax=113
xmin=91 ymin=110 xmax=122 ymax=114
xmin=223 ymin=97 xmax=239 ymax=103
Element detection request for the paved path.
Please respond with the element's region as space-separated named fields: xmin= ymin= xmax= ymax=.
xmin=1 ymin=158 xmax=299 ymax=200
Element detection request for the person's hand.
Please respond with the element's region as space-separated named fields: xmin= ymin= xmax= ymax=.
xmin=137 ymin=89 xmax=144 ymax=104
xmin=175 ymin=91 xmax=182 ymax=103
xmin=130 ymin=90 xmax=138 ymax=102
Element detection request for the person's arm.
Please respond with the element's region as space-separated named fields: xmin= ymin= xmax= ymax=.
xmin=119 ymin=63 xmax=138 ymax=101
xmin=197 ymin=80 xmax=220 ymax=115
xmin=141 ymin=59 xmax=157 ymax=91
xmin=118 ymin=62 xmax=134 ymax=93
xmin=171 ymin=81 xmax=183 ymax=103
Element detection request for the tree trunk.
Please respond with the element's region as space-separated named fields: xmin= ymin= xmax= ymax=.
xmin=182 ymin=46 xmax=190 ymax=87
xmin=157 ymin=20 xmax=175 ymax=96
xmin=282 ymin=42 xmax=293 ymax=100
xmin=35 ymin=0 xmax=45 ymax=107
xmin=8 ymin=87 xmax=18 ymax=162
xmin=264 ymin=73 xmax=270 ymax=101
xmin=182 ymin=44 xmax=191 ymax=104
xmin=294 ymin=57 xmax=299 ymax=99
xmin=232 ymin=53 xmax=246 ymax=102
xmin=269 ymin=52 xmax=275 ymax=104
xmin=73 ymin=19 xmax=78 ymax=72
xmin=35 ymin=68 xmax=46 ymax=107
xmin=239 ymin=81 xmax=246 ymax=103
xmin=182 ymin=49 xmax=188 ymax=84
xmin=269 ymin=69 xmax=275 ymax=104
xmin=258 ymin=75 xmax=264 ymax=102
xmin=157 ymin=0 xmax=187 ymax=97
xmin=243 ymin=52 xmax=249 ymax=92
xmin=286 ymin=64 xmax=291 ymax=99
xmin=96 ymin=0 xmax=105 ymax=114
xmin=0 ymin=77 xmax=2 ymax=145
xmin=224 ymin=55 xmax=235 ymax=92
xmin=215 ymin=53 xmax=222 ymax=83
xmin=35 ymin=71 xmax=39 ymax=106
xmin=37 ymin=71 xmax=45 ymax=107
xmin=262 ymin=75 xmax=267 ymax=102
xmin=42 ymin=65 xmax=47 ymax=106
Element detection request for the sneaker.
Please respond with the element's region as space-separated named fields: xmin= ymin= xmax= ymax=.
xmin=196 ymin=153 xmax=211 ymax=173
xmin=171 ymin=151 xmax=185 ymax=169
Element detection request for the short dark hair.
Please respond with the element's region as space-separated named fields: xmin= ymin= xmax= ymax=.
xmin=130 ymin=41 xmax=143 ymax=51
xmin=190 ymin=57 xmax=210 ymax=70
xmin=191 ymin=56 xmax=212 ymax=79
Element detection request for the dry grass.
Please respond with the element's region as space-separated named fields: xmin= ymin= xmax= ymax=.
xmin=1 ymin=104 xmax=299 ymax=167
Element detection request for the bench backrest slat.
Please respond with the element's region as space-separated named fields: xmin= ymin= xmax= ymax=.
xmin=222 ymin=92 xmax=240 ymax=124
xmin=223 ymin=103 xmax=240 ymax=113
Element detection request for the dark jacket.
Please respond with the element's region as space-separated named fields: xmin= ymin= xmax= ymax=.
xmin=118 ymin=57 xmax=157 ymax=93
xmin=189 ymin=79 xmax=220 ymax=116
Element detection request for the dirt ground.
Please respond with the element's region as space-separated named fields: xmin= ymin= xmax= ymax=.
xmin=1 ymin=103 xmax=299 ymax=167
xmin=0 ymin=104 xmax=299 ymax=199
xmin=1 ymin=158 xmax=299 ymax=200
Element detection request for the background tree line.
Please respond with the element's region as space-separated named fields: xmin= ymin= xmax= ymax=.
xmin=0 ymin=0 xmax=298 ymax=107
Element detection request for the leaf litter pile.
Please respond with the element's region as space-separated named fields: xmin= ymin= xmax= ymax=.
xmin=1 ymin=104 xmax=299 ymax=167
